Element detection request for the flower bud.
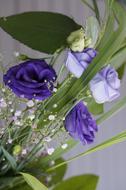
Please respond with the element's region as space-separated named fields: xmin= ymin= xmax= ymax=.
xmin=67 ymin=28 xmax=85 ymax=52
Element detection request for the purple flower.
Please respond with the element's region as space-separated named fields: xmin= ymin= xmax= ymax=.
xmin=64 ymin=101 xmax=98 ymax=144
xmin=3 ymin=59 xmax=57 ymax=100
xmin=90 ymin=65 xmax=120 ymax=103
xmin=65 ymin=48 xmax=97 ymax=78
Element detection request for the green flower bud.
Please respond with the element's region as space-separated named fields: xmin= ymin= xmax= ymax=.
xmin=13 ymin=145 xmax=22 ymax=156
xmin=67 ymin=28 xmax=85 ymax=52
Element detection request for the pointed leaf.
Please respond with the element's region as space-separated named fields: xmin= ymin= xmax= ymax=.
xmin=53 ymin=175 xmax=99 ymax=190
xmin=1 ymin=146 xmax=17 ymax=170
xmin=0 ymin=12 xmax=80 ymax=54
xmin=20 ymin=172 xmax=48 ymax=190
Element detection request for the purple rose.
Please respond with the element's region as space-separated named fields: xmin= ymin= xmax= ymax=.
xmin=65 ymin=48 xmax=97 ymax=78
xmin=90 ymin=65 xmax=120 ymax=103
xmin=3 ymin=59 xmax=57 ymax=100
xmin=64 ymin=101 xmax=98 ymax=144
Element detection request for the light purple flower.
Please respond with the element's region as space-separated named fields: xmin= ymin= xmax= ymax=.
xmin=90 ymin=65 xmax=120 ymax=103
xmin=64 ymin=101 xmax=98 ymax=145
xmin=65 ymin=48 xmax=97 ymax=78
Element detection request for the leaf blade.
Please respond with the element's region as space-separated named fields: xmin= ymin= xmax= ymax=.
xmin=20 ymin=172 xmax=48 ymax=190
xmin=0 ymin=12 xmax=80 ymax=54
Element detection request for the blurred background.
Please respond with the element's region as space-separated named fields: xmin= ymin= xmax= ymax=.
xmin=0 ymin=0 xmax=126 ymax=189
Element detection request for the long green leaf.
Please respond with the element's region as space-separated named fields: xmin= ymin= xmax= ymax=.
xmin=1 ymin=146 xmax=17 ymax=170
xmin=20 ymin=172 xmax=48 ymax=190
xmin=40 ymin=95 xmax=126 ymax=166
xmin=48 ymin=130 xmax=126 ymax=171
xmin=0 ymin=12 xmax=80 ymax=54
xmin=97 ymin=96 xmax=126 ymax=124
xmin=53 ymin=174 xmax=99 ymax=190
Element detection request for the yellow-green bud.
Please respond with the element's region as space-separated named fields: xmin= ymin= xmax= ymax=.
xmin=67 ymin=28 xmax=85 ymax=52
xmin=13 ymin=145 xmax=22 ymax=156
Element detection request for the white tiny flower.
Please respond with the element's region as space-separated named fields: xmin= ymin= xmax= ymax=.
xmin=53 ymin=104 xmax=58 ymax=108
xmin=61 ymin=143 xmax=68 ymax=149
xmin=15 ymin=120 xmax=22 ymax=126
xmin=8 ymin=139 xmax=13 ymax=144
xmin=47 ymin=147 xmax=55 ymax=155
xmin=13 ymin=51 xmax=20 ymax=57
xmin=28 ymin=115 xmax=35 ymax=120
xmin=2 ymin=88 xmax=5 ymax=92
xmin=0 ymin=98 xmax=7 ymax=108
xmin=48 ymin=115 xmax=55 ymax=121
xmin=49 ymin=160 xmax=55 ymax=166
xmin=14 ymin=110 xmax=22 ymax=117
xmin=53 ymin=88 xmax=57 ymax=92
xmin=62 ymin=117 xmax=65 ymax=121
xmin=10 ymin=109 xmax=14 ymax=113
xmin=44 ymin=136 xmax=52 ymax=142
xmin=46 ymin=176 xmax=52 ymax=182
xmin=22 ymin=149 xmax=27 ymax=155
xmin=27 ymin=100 xmax=34 ymax=107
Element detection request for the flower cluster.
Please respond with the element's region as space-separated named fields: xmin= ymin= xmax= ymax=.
xmin=2 ymin=31 xmax=120 ymax=147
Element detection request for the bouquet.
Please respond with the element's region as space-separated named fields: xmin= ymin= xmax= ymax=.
xmin=0 ymin=0 xmax=126 ymax=189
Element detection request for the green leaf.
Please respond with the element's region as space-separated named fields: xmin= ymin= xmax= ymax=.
xmin=52 ymin=175 xmax=99 ymax=190
xmin=1 ymin=146 xmax=17 ymax=170
xmin=48 ymin=130 xmax=126 ymax=171
xmin=92 ymin=0 xmax=101 ymax=24
xmin=87 ymin=98 xmax=104 ymax=115
xmin=47 ymin=158 xmax=67 ymax=187
xmin=0 ymin=176 xmax=25 ymax=190
xmin=85 ymin=16 xmax=100 ymax=47
xmin=97 ymin=96 xmax=126 ymax=124
xmin=110 ymin=46 xmax=126 ymax=70
xmin=26 ymin=158 xmax=67 ymax=187
xmin=117 ymin=63 xmax=125 ymax=79
xmin=20 ymin=172 xmax=48 ymax=190
xmin=0 ymin=12 xmax=80 ymax=54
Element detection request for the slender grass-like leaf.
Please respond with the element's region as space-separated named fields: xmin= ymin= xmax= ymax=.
xmin=97 ymin=96 xmax=126 ymax=124
xmin=20 ymin=172 xmax=48 ymax=190
xmin=48 ymin=130 xmax=126 ymax=171
xmin=1 ymin=146 xmax=17 ymax=170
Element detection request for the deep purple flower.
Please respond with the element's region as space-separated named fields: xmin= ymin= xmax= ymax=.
xmin=3 ymin=59 xmax=57 ymax=100
xmin=90 ymin=65 xmax=120 ymax=103
xmin=64 ymin=101 xmax=98 ymax=144
xmin=65 ymin=48 xmax=97 ymax=78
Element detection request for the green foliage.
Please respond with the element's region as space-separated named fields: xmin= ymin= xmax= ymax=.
xmin=46 ymin=158 xmax=67 ymax=187
xmin=1 ymin=146 xmax=17 ymax=170
xmin=48 ymin=129 xmax=126 ymax=172
xmin=0 ymin=176 xmax=24 ymax=190
xmin=26 ymin=157 xmax=67 ymax=187
xmin=53 ymin=175 xmax=99 ymax=190
xmin=20 ymin=172 xmax=48 ymax=190
xmin=85 ymin=16 xmax=100 ymax=47
xmin=117 ymin=64 xmax=125 ymax=79
xmin=0 ymin=12 xmax=80 ymax=54
xmin=87 ymin=98 xmax=104 ymax=115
